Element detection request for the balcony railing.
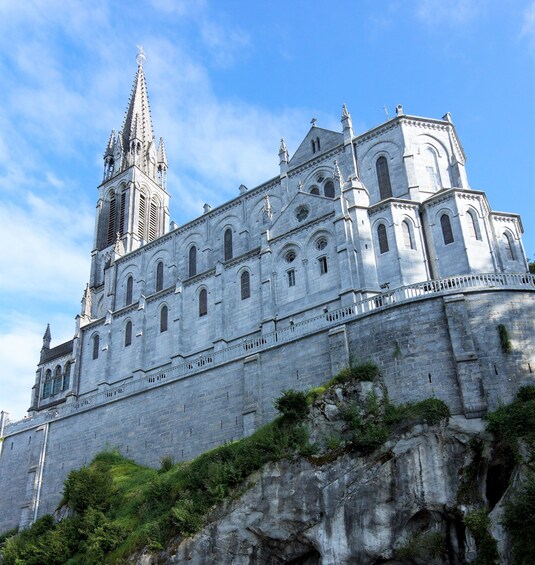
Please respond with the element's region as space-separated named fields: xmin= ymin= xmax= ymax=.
xmin=4 ymin=272 xmax=534 ymax=435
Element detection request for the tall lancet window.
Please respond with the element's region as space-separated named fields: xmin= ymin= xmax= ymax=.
xmin=156 ymin=261 xmax=164 ymax=292
xmin=160 ymin=305 xmax=168 ymax=332
xmin=125 ymin=321 xmax=132 ymax=347
xmin=149 ymin=200 xmax=158 ymax=241
xmin=377 ymin=223 xmax=389 ymax=254
xmin=92 ymin=334 xmax=100 ymax=360
xmin=466 ymin=210 xmax=481 ymax=240
xmin=440 ymin=214 xmax=454 ymax=245
xmin=138 ymin=194 xmax=146 ymax=239
xmin=503 ymin=232 xmax=516 ymax=260
xmin=189 ymin=246 xmax=197 ymax=277
xmin=402 ymin=221 xmax=415 ymax=250
xmin=376 ymin=156 xmax=392 ymax=200
xmin=224 ymin=228 xmax=233 ymax=261
xmin=126 ymin=275 xmax=133 ymax=305
xmin=241 ymin=271 xmax=250 ymax=300
xmin=107 ymin=193 xmax=116 ymax=245
xmin=199 ymin=288 xmax=208 ymax=317
xmin=119 ymin=191 xmax=127 ymax=237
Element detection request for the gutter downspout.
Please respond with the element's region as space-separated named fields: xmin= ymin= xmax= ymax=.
xmin=33 ymin=422 xmax=49 ymax=524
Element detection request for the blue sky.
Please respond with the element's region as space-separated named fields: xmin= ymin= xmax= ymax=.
xmin=0 ymin=0 xmax=534 ymax=421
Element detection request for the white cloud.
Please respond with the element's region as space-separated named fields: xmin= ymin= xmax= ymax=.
xmin=415 ymin=0 xmax=480 ymax=27
xmin=0 ymin=311 xmax=76 ymax=422
xmin=0 ymin=193 xmax=92 ymax=300
xmin=521 ymin=1 xmax=535 ymax=53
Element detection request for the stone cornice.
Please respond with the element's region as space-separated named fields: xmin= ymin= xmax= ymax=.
xmin=368 ymin=198 xmax=420 ymax=216
xmin=287 ymin=146 xmax=345 ymax=179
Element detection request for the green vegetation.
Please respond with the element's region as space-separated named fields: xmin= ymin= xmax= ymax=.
xmin=463 ymin=509 xmax=499 ymax=565
xmin=497 ymin=323 xmax=512 ymax=353
xmin=396 ymin=530 xmax=448 ymax=561
xmin=503 ymin=473 xmax=535 ymax=565
xmin=457 ymin=436 xmax=484 ymax=506
xmin=0 ymin=364 xmax=451 ymax=564
xmin=486 ymin=385 xmax=535 ymax=460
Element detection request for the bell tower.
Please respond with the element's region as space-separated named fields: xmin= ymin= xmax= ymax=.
xmin=90 ymin=48 xmax=169 ymax=288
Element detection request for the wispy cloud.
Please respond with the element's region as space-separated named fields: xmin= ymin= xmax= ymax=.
xmin=415 ymin=0 xmax=481 ymax=27
xmin=521 ymin=1 xmax=535 ymax=54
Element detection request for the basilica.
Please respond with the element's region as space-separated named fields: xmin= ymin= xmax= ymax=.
xmin=31 ymin=54 xmax=527 ymax=414
xmin=1 ymin=54 xmax=532 ymax=532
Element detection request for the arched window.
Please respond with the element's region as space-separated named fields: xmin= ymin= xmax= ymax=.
xmin=377 ymin=224 xmax=389 ymax=254
xmin=189 ymin=245 xmax=197 ymax=277
xmin=440 ymin=214 xmax=454 ymax=245
xmin=310 ymin=186 xmax=320 ymax=195
xmin=125 ymin=321 xmax=132 ymax=347
xmin=402 ymin=221 xmax=415 ymax=249
xmin=376 ymin=156 xmax=392 ymax=200
xmin=424 ymin=147 xmax=441 ymax=191
xmin=42 ymin=369 xmax=52 ymax=399
xmin=126 ymin=275 xmax=133 ymax=306
xmin=160 ymin=305 xmax=168 ymax=332
xmin=324 ymin=180 xmax=335 ymax=198
xmin=466 ymin=210 xmax=481 ymax=240
xmin=107 ymin=193 xmax=116 ymax=245
xmin=138 ymin=193 xmax=146 ymax=238
xmin=224 ymin=228 xmax=233 ymax=261
xmin=156 ymin=261 xmax=164 ymax=292
xmin=52 ymin=365 xmax=62 ymax=395
xmin=63 ymin=362 xmax=71 ymax=391
xmin=241 ymin=271 xmax=250 ymax=300
xmin=503 ymin=232 xmax=516 ymax=260
xmin=92 ymin=334 xmax=99 ymax=360
xmin=119 ymin=190 xmax=126 ymax=237
xmin=199 ymin=289 xmax=208 ymax=317
xmin=149 ymin=199 xmax=158 ymax=241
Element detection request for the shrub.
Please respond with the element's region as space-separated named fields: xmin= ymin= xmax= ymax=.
xmin=331 ymin=361 xmax=379 ymax=385
xmin=159 ymin=454 xmax=175 ymax=473
xmin=385 ymin=398 xmax=450 ymax=426
xmin=503 ymin=473 xmax=535 ymax=565
xmin=63 ymin=464 xmax=113 ymax=514
xmin=497 ymin=324 xmax=512 ymax=353
xmin=516 ymin=385 xmax=535 ymax=403
xmin=274 ymin=389 xmax=308 ymax=422
xmin=464 ymin=509 xmax=499 ymax=565
xmin=171 ymin=498 xmax=203 ymax=535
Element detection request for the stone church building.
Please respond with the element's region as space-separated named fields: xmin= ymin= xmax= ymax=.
xmin=0 ymin=54 xmax=532 ymax=531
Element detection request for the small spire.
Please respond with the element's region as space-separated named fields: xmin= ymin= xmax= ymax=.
xmin=396 ymin=104 xmax=404 ymax=116
xmin=157 ymin=137 xmax=168 ymax=166
xmin=104 ymin=129 xmax=115 ymax=157
xmin=42 ymin=324 xmax=51 ymax=349
xmin=341 ymin=104 xmax=354 ymax=143
xmin=341 ymin=104 xmax=350 ymax=119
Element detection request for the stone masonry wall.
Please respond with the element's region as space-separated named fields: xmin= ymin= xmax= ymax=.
xmin=1 ymin=289 xmax=534 ymax=533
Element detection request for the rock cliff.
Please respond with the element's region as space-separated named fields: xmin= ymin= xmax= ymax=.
xmin=134 ymin=379 xmax=527 ymax=565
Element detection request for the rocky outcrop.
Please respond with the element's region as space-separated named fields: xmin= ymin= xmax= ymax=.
xmin=134 ymin=381 xmax=520 ymax=565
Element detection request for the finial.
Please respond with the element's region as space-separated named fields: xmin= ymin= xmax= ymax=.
xmin=279 ymin=138 xmax=287 ymax=152
xmin=310 ymin=118 xmax=317 ymax=127
xmin=136 ymin=44 xmax=146 ymax=67
xmin=342 ymin=104 xmax=350 ymax=119
xmin=262 ymin=195 xmax=273 ymax=222
xmin=333 ymin=160 xmax=342 ymax=180
xmin=396 ymin=104 xmax=404 ymax=116
xmin=297 ymin=179 xmax=303 ymax=191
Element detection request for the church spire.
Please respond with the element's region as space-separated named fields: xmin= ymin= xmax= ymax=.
xmin=42 ymin=324 xmax=51 ymax=350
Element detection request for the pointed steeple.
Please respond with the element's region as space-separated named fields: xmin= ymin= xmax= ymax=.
xmin=42 ymin=324 xmax=51 ymax=350
xmin=279 ymin=138 xmax=289 ymax=176
xmin=157 ymin=137 xmax=168 ymax=188
xmin=157 ymin=137 xmax=168 ymax=167
xmin=121 ymin=49 xmax=156 ymax=173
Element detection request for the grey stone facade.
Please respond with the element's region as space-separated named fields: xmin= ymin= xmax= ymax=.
xmin=0 ymin=61 xmax=534 ymax=532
